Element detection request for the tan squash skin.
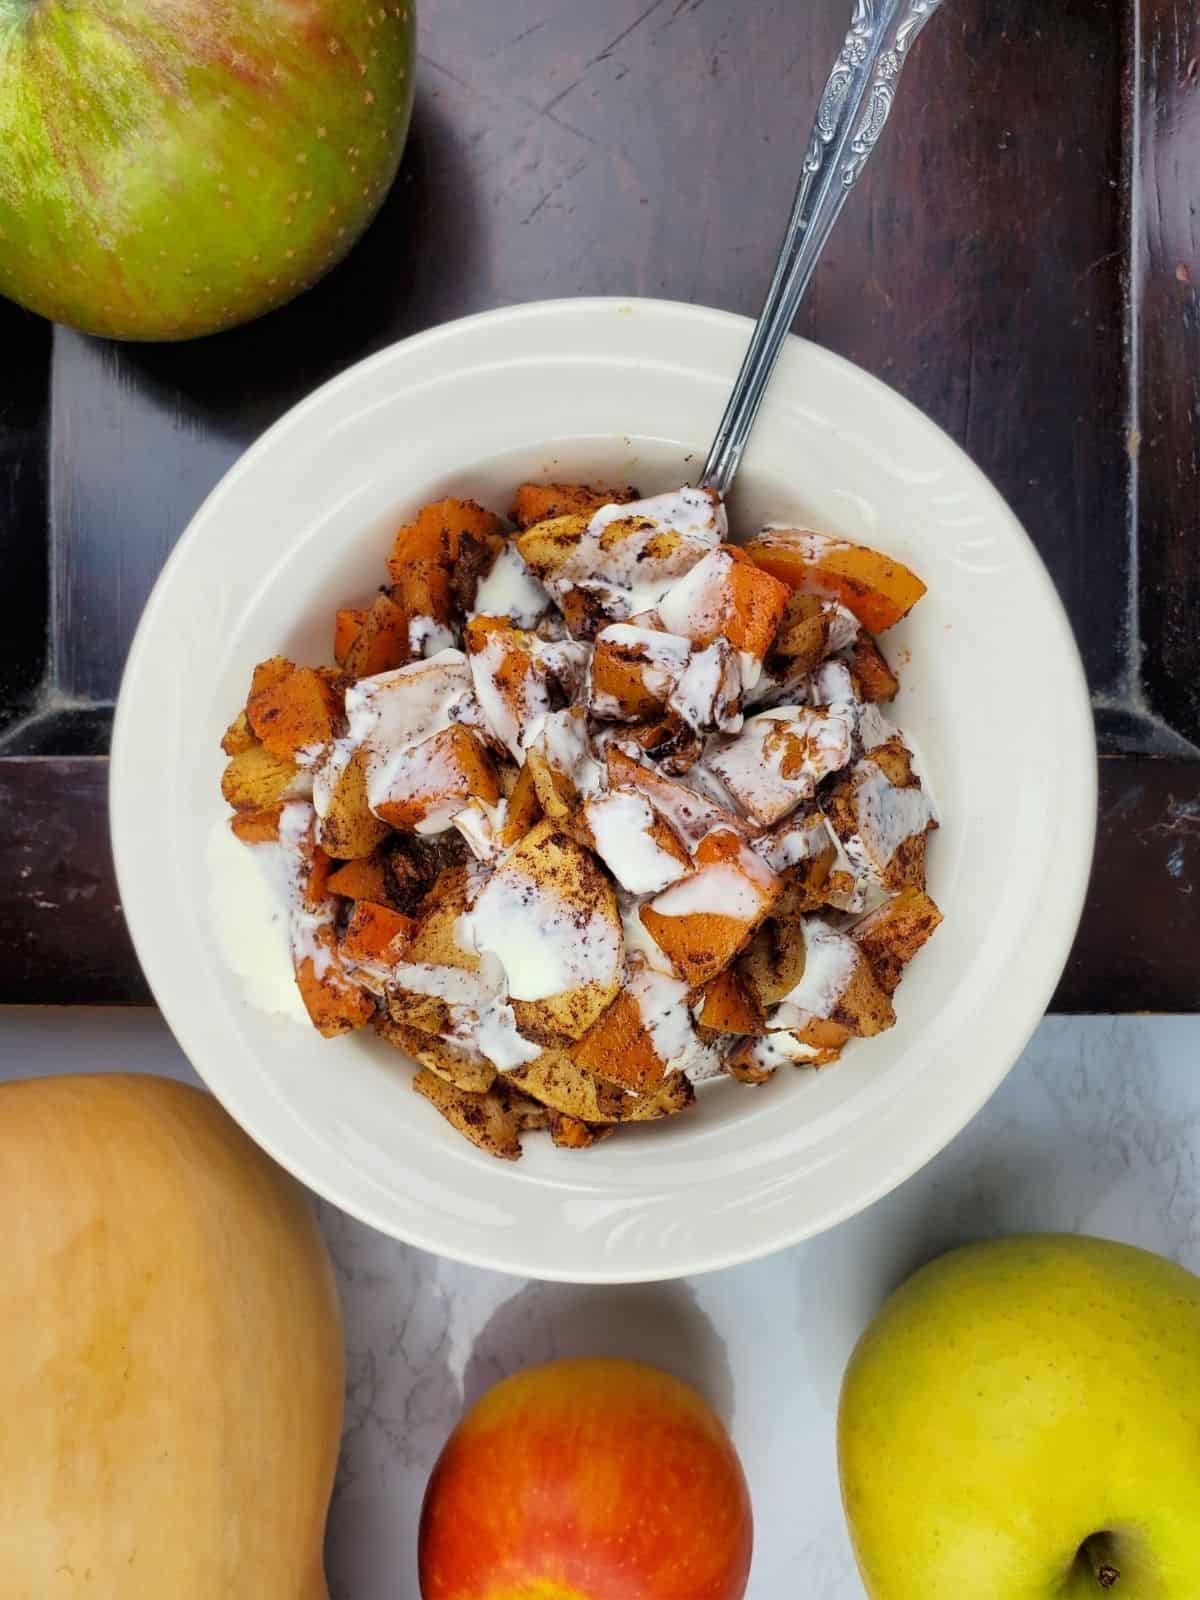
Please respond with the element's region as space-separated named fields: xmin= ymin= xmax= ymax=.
xmin=0 ymin=1075 xmax=344 ymax=1600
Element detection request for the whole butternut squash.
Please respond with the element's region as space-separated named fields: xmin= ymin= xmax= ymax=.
xmin=0 ymin=1074 xmax=344 ymax=1599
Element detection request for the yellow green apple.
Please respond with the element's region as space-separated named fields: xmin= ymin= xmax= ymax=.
xmin=839 ymin=1234 xmax=1200 ymax=1598
xmin=0 ymin=0 xmax=415 ymax=339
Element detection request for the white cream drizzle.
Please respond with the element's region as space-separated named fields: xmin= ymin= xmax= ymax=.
xmin=462 ymin=862 xmax=621 ymax=1002
xmin=585 ymin=791 xmax=688 ymax=896
xmin=472 ymin=541 xmax=551 ymax=627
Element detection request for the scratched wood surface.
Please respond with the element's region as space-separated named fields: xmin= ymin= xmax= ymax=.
xmin=0 ymin=0 xmax=1197 ymax=1005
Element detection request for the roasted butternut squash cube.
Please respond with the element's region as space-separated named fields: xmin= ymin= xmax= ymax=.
xmin=572 ymin=990 xmax=666 ymax=1095
xmin=697 ymin=966 xmax=766 ymax=1036
xmin=326 ymin=852 xmax=393 ymax=904
xmin=548 ymin=1112 xmax=615 ymax=1149
xmin=657 ymin=545 xmax=789 ymax=664
xmin=745 ymin=528 xmax=926 ymax=634
xmin=245 ymin=663 xmax=339 ymax=763
xmin=510 ymin=481 xmax=639 ymax=529
xmin=334 ymin=607 xmax=369 ymax=667
xmin=341 ymin=593 xmax=411 ymax=678
xmin=341 ymin=901 xmax=418 ymax=964
xmin=589 ymin=625 xmax=691 ymax=722
xmin=390 ymin=560 xmax=454 ymax=627
xmin=371 ymin=724 xmax=500 ymax=832
xmin=640 ymin=829 xmax=781 ymax=986
xmin=499 ymin=757 xmax=544 ymax=846
xmin=388 ymin=497 xmax=504 ymax=572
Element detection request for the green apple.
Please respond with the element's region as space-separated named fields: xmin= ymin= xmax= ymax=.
xmin=0 ymin=0 xmax=415 ymax=339
xmin=839 ymin=1235 xmax=1200 ymax=1599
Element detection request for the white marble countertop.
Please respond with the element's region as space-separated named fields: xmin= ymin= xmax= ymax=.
xmin=4 ymin=1008 xmax=1198 ymax=1598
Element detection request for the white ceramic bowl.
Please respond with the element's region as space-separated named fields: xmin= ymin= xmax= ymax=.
xmin=111 ymin=298 xmax=1096 ymax=1282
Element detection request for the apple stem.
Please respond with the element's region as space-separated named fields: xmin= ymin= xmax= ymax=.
xmin=1083 ymin=1537 xmax=1119 ymax=1590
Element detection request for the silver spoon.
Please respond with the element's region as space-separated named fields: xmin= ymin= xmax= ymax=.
xmin=700 ymin=0 xmax=944 ymax=498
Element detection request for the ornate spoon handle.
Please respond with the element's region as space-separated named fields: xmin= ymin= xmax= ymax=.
xmin=700 ymin=0 xmax=943 ymax=498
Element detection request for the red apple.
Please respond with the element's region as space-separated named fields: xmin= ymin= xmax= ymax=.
xmin=420 ymin=1358 xmax=753 ymax=1600
xmin=0 ymin=0 xmax=415 ymax=340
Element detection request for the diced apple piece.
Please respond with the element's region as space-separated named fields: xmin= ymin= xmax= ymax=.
xmin=371 ymin=724 xmax=500 ymax=832
xmin=413 ymin=1069 xmax=524 ymax=1161
xmin=503 ymin=1053 xmax=695 ymax=1125
xmin=726 ymin=1031 xmax=843 ymax=1080
xmin=766 ymin=917 xmax=895 ymax=1039
xmin=229 ymin=803 xmax=285 ymax=844
xmin=745 ymin=528 xmax=926 ymax=634
xmin=220 ymin=708 xmax=258 ymax=756
xmin=584 ymin=789 xmax=690 ymax=896
xmin=640 ymin=829 xmax=781 ymax=986
xmin=658 ymin=544 xmax=789 ymax=664
xmin=847 ymin=633 xmax=899 ymax=702
xmin=524 ymin=709 xmax=603 ymax=823
xmin=503 ymin=1051 xmax=632 ymax=1123
xmin=821 ymin=737 xmax=937 ymax=892
xmin=317 ymin=746 xmax=391 ymax=860
xmin=750 ymin=811 xmax=838 ymax=916
xmin=499 ymin=758 xmax=544 ymax=846
xmin=465 ymin=819 xmax=623 ymax=1041
xmin=605 ymin=745 xmax=743 ymax=851
xmin=588 ymin=625 xmax=691 ymax=722
xmin=518 ymin=488 xmax=725 ymax=628
xmin=464 ymin=615 xmax=554 ymax=761
xmin=737 ymin=919 xmax=810 ymax=1008
xmin=771 ymin=592 xmax=832 ymax=665
xmin=221 ymin=745 xmax=300 ymax=812
xmin=406 ymin=866 xmax=481 ymax=972
xmin=375 ymin=1016 xmax=497 ymax=1094
xmin=510 ymin=481 xmax=640 ymax=529
xmin=704 ymin=704 xmax=857 ymax=826
xmin=851 ymin=886 xmax=943 ymax=994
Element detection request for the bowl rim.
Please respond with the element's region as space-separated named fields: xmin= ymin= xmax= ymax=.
xmin=111 ymin=295 xmax=1098 ymax=1281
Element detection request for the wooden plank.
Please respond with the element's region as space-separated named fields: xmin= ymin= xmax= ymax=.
xmin=1136 ymin=0 xmax=1200 ymax=748
xmin=1 ymin=755 xmax=1196 ymax=1013
xmin=0 ymin=303 xmax=51 ymax=731
xmin=0 ymin=758 xmax=150 ymax=1006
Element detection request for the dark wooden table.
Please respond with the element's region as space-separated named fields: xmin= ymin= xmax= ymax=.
xmin=2 ymin=0 xmax=1197 ymax=1008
